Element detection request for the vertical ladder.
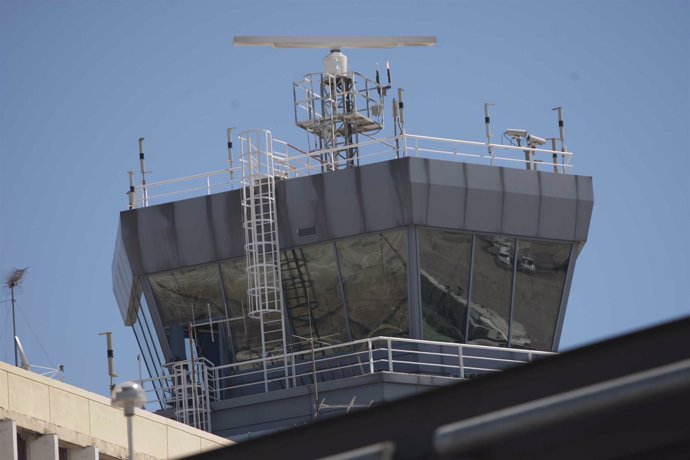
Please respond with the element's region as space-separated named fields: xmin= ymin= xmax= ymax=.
xmin=240 ymin=130 xmax=289 ymax=391
xmin=281 ymin=249 xmax=321 ymax=344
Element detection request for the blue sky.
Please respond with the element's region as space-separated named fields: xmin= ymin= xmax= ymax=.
xmin=1 ymin=0 xmax=688 ymax=397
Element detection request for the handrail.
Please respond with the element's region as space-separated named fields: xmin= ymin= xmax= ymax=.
xmin=125 ymin=131 xmax=575 ymax=209
xmin=137 ymin=336 xmax=554 ymax=415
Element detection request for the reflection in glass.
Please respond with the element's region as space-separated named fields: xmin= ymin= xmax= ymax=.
xmin=135 ymin=292 xmax=165 ymax=379
xmin=221 ymin=258 xmax=262 ymax=362
xmin=149 ymin=265 xmax=225 ymax=326
xmin=418 ymin=228 xmax=472 ymax=343
xmin=468 ymin=235 xmax=515 ymax=347
xmin=337 ymin=229 xmax=408 ymax=339
xmin=512 ymin=239 xmax=571 ymax=350
xmin=282 ymin=243 xmax=348 ymax=350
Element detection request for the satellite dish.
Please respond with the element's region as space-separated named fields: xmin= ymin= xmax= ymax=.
xmin=14 ymin=336 xmax=31 ymax=371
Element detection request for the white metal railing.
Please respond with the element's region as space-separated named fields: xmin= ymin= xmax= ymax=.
xmin=137 ymin=357 xmax=214 ymax=432
xmin=138 ymin=337 xmax=552 ymax=417
xmin=126 ymin=132 xmax=574 ymax=208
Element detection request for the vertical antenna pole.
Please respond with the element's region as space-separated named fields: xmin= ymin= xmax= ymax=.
xmin=397 ymin=88 xmax=406 ymax=156
xmin=548 ymin=137 xmax=559 ymax=173
xmin=552 ymin=107 xmax=567 ymax=174
xmin=11 ymin=285 xmax=17 ymax=367
xmin=127 ymin=171 xmax=136 ymax=210
xmin=484 ymin=103 xmax=495 ymax=165
xmin=99 ymin=331 xmax=117 ymax=392
xmin=392 ymin=98 xmax=400 ymax=158
xmin=138 ymin=138 xmax=148 ymax=207
xmin=227 ymin=128 xmax=235 ymax=180
xmin=397 ymin=88 xmax=405 ymax=130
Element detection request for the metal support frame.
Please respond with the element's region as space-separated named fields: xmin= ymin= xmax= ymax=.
xmin=294 ymin=71 xmax=384 ymax=171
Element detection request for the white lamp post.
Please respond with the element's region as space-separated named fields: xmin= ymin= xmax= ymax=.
xmin=111 ymin=381 xmax=146 ymax=460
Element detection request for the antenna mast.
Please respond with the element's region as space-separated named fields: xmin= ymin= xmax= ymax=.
xmin=99 ymin=331 xmax=118 ymax=392
xmin=233 ymin=36 xmax=435 ymax=171
xmin=5 ymin=267 xmax=28 ymax=367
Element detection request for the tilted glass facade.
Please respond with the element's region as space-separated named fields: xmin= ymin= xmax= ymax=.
xmin=419 ymin=229 xmax=571 ymax=350
xmin=133 ymin=226 xmax=571 ymax=370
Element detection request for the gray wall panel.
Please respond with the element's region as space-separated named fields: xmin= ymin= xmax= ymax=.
xmin=323 ymin=168 xmax=367 ymax=239
xmin=136 ymin=205 xmax=180 ymax=273
xmin=209 ymin=191 xmax=245 ymax=260
xmin=409 ymin=160 xmax=466 ymax=228
xmin=112 ymin=223 xmax=136 ymax=323
xmin=360 ymin=160 xmax=408 ymax=231
xmin=276 ymin=173 xmax=321 ymax=248
xmin=116 ymin=158 xmax=593 ymax=278
xmin=539 ymin=172 xmax=578 ymax=240
xmin=502 ymin=168 xmax=540 ymax=236
xmin=575 ymin=175 xmax=595 ymax=242
xmin=173 ymin=197 xmax=217 ymax=266
xmin=464 ymin=164 xmax=503 ymax=233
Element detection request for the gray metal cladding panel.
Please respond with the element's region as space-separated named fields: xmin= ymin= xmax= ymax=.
xmin=207 ymin=191 xmax=245 ymax=260
xmin=112 ymin=223 xmax=135 ymax=323
xmin=501 ymin=168 xmax=540 ymax=236
xmin=279 ymin=160 xmax=411 ymax=243
xmin=322 ymin=168 xmax=367 ymax=238
xmin=463 ymin=164 xmax=504 ymax=233
xmin=575 ymin=175 xmax=594 ymax=242
xmin=357 ymin=160 xmax=410 ymax=232
xmin=173 ymin=197 xmax=219 ymax=265
xmin=116 ymin=157 xmax=593 ymax=278
xmin=119 ymin=191 xmax=246 ymax=276
xmin=539 ymin=172 xmax=578 ymax=240
xmin=408 ymin=159 xmax=466 ymax=228
xmin=275 ymin=174 xmax=323 ymax=248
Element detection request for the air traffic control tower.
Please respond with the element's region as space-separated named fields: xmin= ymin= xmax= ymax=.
xmin=112 ymin=37 xmax=593 ymax=440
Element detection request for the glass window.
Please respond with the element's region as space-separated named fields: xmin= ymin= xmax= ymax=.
xmin=149 ymin=265 xmax=225 ymax=326
xmin=134 ymin=292 xmax=165 ymax=379
xmin=511 ymin=239 xmax=571 ymax=350
xmin=220 ymin=258 xmax=262 ymax=362
xmin=337 ymin=229 xmax=409 ymax=339
xmin=282 ymin=243 xmax=349 ymax=350
xmin=468 ymin=235 xmax=515 ymax=347
xmin=418 ymin=228 xmax=472 ymax=343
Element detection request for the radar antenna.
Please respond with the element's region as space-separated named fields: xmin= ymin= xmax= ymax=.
xmin=233 ymin=36 xmax=436 ymax=171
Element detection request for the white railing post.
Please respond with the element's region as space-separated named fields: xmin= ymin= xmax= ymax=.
xmin=291 ymin=354 xmax=297 ymax=388
xmin=213 ymin=367 xmax=220 ymax=401
xmin=206 ymin=175 xmax=211 ymax=195
xmin=368 ymin=339 xmax=374 ymax=374
xmin=458 ymin=345 xmax=465 ymax=379
xmin=387 ymin=338 xmax=393 ymax=372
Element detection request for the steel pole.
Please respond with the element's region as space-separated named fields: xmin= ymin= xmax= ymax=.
xmin=11 ymin=285 xmax=17 ymax=367
xmin=127 ymin=415 xmax=134 ymax=460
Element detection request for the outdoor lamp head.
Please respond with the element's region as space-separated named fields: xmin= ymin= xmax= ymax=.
xmin=111 ymin=380 xmax=146 ymax=416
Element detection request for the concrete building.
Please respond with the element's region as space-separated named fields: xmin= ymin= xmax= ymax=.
xmin=0 ymin=360 xmax=231 ymax=460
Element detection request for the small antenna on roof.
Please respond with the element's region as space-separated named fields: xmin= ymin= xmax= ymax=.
xmin=138 ymin=138 xmax=151 ymax=206
xmin=99 ymin=331 xmax=117 ymax=392
xmin=14 ymin=336 xmax=30 ymax=371
xmin=5 ymin=267 xmax=28 ymax=367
